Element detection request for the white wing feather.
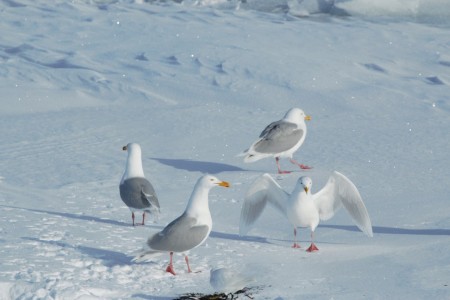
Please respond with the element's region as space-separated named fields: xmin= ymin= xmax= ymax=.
xmin=239 ymin=173 xmax=289 ymax=236
xmin=313 ymin=171 xmax=373 ymax=237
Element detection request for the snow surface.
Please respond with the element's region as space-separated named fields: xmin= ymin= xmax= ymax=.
xmin=1 ymin=0 xmax=449 ymax=299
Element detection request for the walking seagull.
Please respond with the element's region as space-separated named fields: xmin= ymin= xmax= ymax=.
xmin=239 ymin=108 xmax=312 ymax=174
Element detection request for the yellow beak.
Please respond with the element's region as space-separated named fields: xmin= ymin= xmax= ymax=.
xmin=217 ymin=181 xmax=230 ymax=188
xmin=305 ymin=115 xmax=312 ymax=121
xmin=122 ymin=145 xmax=128 ymax=151
xmin=304 ymin=187 xmax=309 ymax=193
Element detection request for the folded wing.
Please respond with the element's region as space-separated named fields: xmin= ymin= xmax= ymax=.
xmin=148 ymin=213 xmax=210 ymax=252
xmin=239 ymin=173 xmax=289 ymax=236
xmin=254 ymin=121 xmax=303 ymax=154
xmin=313 ymin=171 xmax=373 ymax=237
xmin=142 ymin=181 xmax=160 ymax=217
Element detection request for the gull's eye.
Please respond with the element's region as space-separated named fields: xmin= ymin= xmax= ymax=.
xmin=210 ymin=179 xmax=214 ymax=181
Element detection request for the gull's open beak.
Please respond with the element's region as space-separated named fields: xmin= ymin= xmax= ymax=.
xmin=304 ymin=187 xmax=309 ymax=193
xmin=217 ymin=181 xmax=230 ymax=188
xmin=122 ymin=145 xmax=128 ymax=151
xmin=305 ymin=115 xmax=312 ymax=121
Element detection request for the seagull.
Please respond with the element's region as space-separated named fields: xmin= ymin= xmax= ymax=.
xmin=133 ymin=175 xmax=230 ymax=275
xmin=239 ymin=108 xmax=312 ymax=174
xmin=239 ymin=172 xmax=373 ymax=252
xmin=120 ymin=143 xmax=160 ymax=226
xmin=210 ymin=267 xmax=255 ymax=294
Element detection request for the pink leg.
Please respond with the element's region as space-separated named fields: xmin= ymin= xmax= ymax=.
xmin=184 ymin=255 xmax=192 ymax=273
xmin=306 ymin=231 xmax=319 ymax=252
xmin=276 ymin=157 xmax=291 ymax=174
xmin=166 ymin=252 xmax=176 ymax=275
xmin=131 ymin=212 xmax=135 ymax=226
xmin=290 ymin=158 xmax=312 ymax=170
xmin=292 ymin=228 xmax=301 ymax=248
xmin=141 ymin=212 xmax=146 ymax=225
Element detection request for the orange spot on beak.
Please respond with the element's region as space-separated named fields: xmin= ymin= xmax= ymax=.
xmin=217 ymin=181 xmax=230 ymax=188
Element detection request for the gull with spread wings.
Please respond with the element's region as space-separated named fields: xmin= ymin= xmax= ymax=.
xmin=239 ymin=172 xmax=373 ymax=251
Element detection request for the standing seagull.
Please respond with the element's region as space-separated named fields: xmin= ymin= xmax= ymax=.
xmin=239 ymin=172 xmax=372 ymax=252
xmin=239 ymin=108 xmax=312 ymax=174
xmin=133 ymin=175 xmax=230 ymax=275
xmin=120 ymin=143 xmax=160 ymax=226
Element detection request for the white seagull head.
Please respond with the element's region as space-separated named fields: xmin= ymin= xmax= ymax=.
xmin=283 ymin=107 xmax=312 ymax=123
xmin=123 ymin=142 xmax=142 ymax=156
xmin=298 ymin=176 xmax=312 ymax=194
xmin=199 ymin=174 xmax=230 ymax=189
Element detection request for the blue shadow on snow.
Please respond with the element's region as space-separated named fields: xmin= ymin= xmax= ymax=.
xmin=22 ymin=237 xmax=133 ymax=267
xmin=151 ymin=157 xmax=246 ymax=174
xmin=320 ymin=224 xmax=450 ymax=236
xmin=0 ymin=204 xmax=162 ymax=230
xmin=209 ymin=230 xmax=272 ymax=244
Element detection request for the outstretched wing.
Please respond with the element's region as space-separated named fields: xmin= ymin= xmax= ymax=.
xmin=239 ymin=173 xmax=289 ymax=236
xmin=313 ymin=171 xmax=373 ymax=237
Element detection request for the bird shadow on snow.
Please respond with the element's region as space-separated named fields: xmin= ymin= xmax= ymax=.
xmin=217 ymin=225 xmax=450 ymax=245
xmin=209 ymin=230 xmax=272 ymax=245
xmin=22 ymin=237 xmax=133 ymax=267
xmin=151 ymin=157 xmax=247 ymax=174
xmin=320 ymin=224 xmax=450 ymax=236
xmin=0 ymin=204 xmax=162 ymax=229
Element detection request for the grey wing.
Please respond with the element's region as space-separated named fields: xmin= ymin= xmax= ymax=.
xmin=259 ymin=121 xmax=283 ymax=138
xmin=254 ymin=121 xmax=303 ymax=154
xmin=239 ymin=173 xmax=289 ymax=236
xmin=141 ymin=180 xmax=160 ymax=213
xmin=120 ymin=178 xmax=149 ymax=209
xmin=120 ymin=178 xmax=159 ymax=212
xmin=147 ymin=213 xmax=210 ymax=252
xmin=313 ymin=171 xmax=373 ymax=237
